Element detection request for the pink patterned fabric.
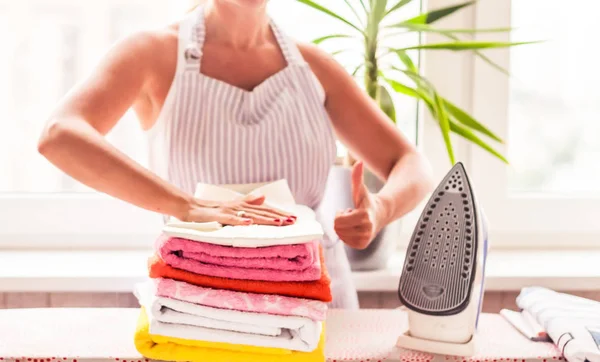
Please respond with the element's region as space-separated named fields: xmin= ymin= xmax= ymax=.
xmin=156 ymin=235 xmax=321 ymax=282
xmin=154 ymin=278 xmax=327 ymax=321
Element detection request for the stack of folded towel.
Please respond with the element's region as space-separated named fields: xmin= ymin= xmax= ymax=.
xmin=133 ymin=180 xmax=332 ymax=362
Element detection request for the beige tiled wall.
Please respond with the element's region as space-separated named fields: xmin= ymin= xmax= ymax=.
xmin=2 ymin=291 xmax=599 ymax=311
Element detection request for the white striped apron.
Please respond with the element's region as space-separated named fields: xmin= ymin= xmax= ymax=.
xmin=146 ymin=7 xmax=359 ymax=309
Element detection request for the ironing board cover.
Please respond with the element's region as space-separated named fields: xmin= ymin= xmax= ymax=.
xmin=326 ymin=309 xmax=563 ymax=362
xmin=0 ymin=308 xmax=562 ymax=362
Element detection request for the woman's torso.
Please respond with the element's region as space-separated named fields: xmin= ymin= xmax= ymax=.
xmin=144 ymin=7 xmax=336 ymax=209
xmin=141 ymin=7 xmax=358 ymax=309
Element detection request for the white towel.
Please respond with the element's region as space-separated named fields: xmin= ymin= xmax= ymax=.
xmin=162 ymin=180 xmax=324 ymax=247
xmin=516 ymin=287 xmax=600 ymax=362
xmin=134 ymin=281 xmax=323 ymax=352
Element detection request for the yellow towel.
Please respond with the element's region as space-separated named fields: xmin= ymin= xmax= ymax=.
xmin=134 ymin=308 xmax=326 ymax=362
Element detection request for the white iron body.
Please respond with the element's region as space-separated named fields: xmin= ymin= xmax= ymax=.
xmin=397 ymin=163 xmax=489 ymax=356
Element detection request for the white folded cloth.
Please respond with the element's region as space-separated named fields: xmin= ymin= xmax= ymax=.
xmin=162 ymin=180 xmax=324 ymax=247
xmin=134 ymin=281 xmax=323 ymax=352
xmin=516 ymin=287 xmax=600 ymax=362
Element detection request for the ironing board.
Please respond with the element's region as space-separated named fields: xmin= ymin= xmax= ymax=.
xmin=0 ymin=308 xmax=563 ymax=362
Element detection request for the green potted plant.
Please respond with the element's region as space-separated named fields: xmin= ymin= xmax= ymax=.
xmin=301 ymin=0 xmax=534 ymax=270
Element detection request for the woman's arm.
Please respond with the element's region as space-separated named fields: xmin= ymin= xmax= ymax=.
xmin=300 ymin=44 xmax=435 ymax=248
xmin=38 ymin=30 xmax=290 ymax=225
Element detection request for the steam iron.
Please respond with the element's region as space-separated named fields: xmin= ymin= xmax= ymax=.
xmin=397 ymin=162 xmax=489 ymax=356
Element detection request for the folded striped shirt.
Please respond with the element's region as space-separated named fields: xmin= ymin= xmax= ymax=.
xmin=516 ymin=287 xmax=600 ymax=362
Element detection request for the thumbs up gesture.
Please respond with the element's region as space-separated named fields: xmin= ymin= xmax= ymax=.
xmin=334 ymin=161 xmax=385 ymax=250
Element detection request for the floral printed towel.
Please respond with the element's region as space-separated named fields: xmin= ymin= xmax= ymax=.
xmin=153 ymin=278 xmax=327 ymax=321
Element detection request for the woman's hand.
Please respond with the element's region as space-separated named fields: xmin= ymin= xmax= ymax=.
xmin=334 ymin=162 xmax=389 ymax=250
xmin=181 ymin=194 xmax=296 ymax=226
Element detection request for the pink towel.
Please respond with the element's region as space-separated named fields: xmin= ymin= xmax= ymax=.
xmin=154 ymin=278 xmax=327 ymax=321
xmin=156 ymin=235 xmax=322 ymax=282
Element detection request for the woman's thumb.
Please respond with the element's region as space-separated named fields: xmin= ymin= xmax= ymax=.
xmin=351 ymin=161 xmax=368 ymax=207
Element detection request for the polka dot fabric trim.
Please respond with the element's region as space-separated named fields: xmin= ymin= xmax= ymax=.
xmin=325 ymin=309 xmax=408 ymax=361
xmin=0 ymin=360 xmax=154 ymax=362
xmin=0 ymin=359 xmax=564 ymax=362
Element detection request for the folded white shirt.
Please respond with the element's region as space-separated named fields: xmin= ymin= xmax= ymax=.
xmin=135 ymin=281 xmax=322 ymax=352
xmin=516 ymin=287 xmax=600 ymax=362
xmin=162 ymin=180 xmax=324 ymax=247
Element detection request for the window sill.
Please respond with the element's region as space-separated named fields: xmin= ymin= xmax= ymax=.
xmin=0 ymin=249 xmax=598 ymax=293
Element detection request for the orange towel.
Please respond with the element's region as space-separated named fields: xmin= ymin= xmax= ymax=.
xmin=148 ymin=245 xmax=332 ymax=302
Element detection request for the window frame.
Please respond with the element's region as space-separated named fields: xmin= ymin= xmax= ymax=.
xmin=444 ymin=0 xmax=600 ymax=249
xmin=397 ymin=0 xmax=600 ymax=250
xmin=0 ymin=0 xmax=179 ymax=250
xmin=0 ymin=193 xmax=162 ymax=249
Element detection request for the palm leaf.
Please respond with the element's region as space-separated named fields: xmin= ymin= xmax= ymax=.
xmin=382 ymin=77 xmax=422 ymax=99
xmin=440 ymin=32 xmax=511 ymax=76
xmin=383 ymin=80 xmax=442 ymax=130
xmin=331 ymin=49 xmax=351 ymax=56
xmin=385 ymin=74 xmax=507 ymax=163
xmin=378 ymin=84 xmax=396 ymax=123
xmin=449 ymin=121 xmax=508 ymax=163
xmin=397 ymin=40 xmax=538 ymax=51
xmin=385 ymin=25 xmax=513 ymax=75
xmin=475 ymin=52 xmax=511 ymax=76
xmin=383 ymin=78 xmax=438 ymax=119
xmin=394 ymin=50 xmax=418 ymax=72
xmin=443 ymin=99 xmax=503 ymax=143
xmin=295 ymin=0 xmax=364 ymax=34
xmin=394 ymin=68 xmax=504 ymax=143
xmin=425 ymin=26 xmax=515 ymax=34
xmin=351 ymin=63 xmax=364 ymax=76
xmin=297 ymin=0 xmax=526 ymax=165
xmin=312 ymin=34 xmax=353 ymax=45
xmin=403 ymin=1 xmax=475 ymax=25
xmin=400 ymin=70 xmax=455 ymax=164
xmin=384 ymin=78 xmax=507 ymax=163
xmin=389 ymin=22 xmax=514 ymax=34
xmin=390 ymin=66 xmax=430 ymax=91
xmin=385 ymin=0 xmax=413 ymax=16
xmin=343 ymin=0 xmax=365 ymax=26
xmin=358 ymin=0 xmax=368 ymax=12
xmin=432 ymin=90 xmax=455 ymax=164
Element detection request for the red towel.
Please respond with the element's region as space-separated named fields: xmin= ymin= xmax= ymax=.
xmin=148 ymin=245 xmax=332 ymax=302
